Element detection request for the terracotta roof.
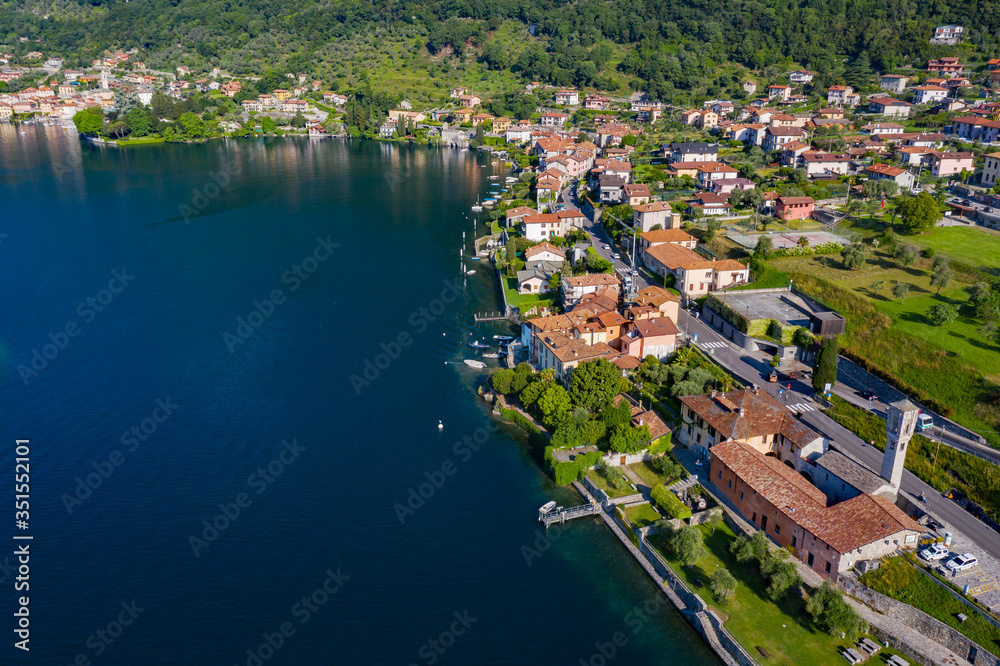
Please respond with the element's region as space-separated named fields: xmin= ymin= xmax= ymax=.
xmin=712 ymin=439 xmax=829 ymax=508
xmin=537 ymin=331 xmax=616 ymax=364
xmin=867 ymin=163 xmax=906 ymax=177
xmin=634 ymin=285 xmax=679 ymax=308
xmin=640 ymin=228 xmax=695 ymax=244
xmin=778 ymin=196 xmax=814 ymax=205
xmin=624 ymin=183 xmax=651 ymax=197
xmin=817 ymin=494 xmax=923 ymax=553
xmin=611 ymin=355 xmax=642 ymax=371
xmin=632 ymin=316 xmax=680 ymax=338
xmin=634 ymin=202 xmax=673 ymax=214
xmin=566 ymin=273 xmax=620 ymax=287
xmin=527 ymin=309 xmax=595 ymax=332
xmin=644 ymin=243 xmax=716 ymax=270
xmin=525 ymin=242 xmax=566 ymax=260
xmin=680 ymin=389 xmax=821 ymax=447
xmin=572 ymin=293 xmax=618 ymax=314
xmin=633 ymin=408 xmax=670 ymax=440
xmin=594 ymin=310 xmax=627 ymax=327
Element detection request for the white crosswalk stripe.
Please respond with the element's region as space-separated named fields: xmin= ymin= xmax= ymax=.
xmin=787 ymin=403 xmax=817 ymax=413
xmin=700 ymin=341 xmax=727 ymax=349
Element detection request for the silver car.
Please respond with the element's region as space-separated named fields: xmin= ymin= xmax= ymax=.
xmin=918 ymin=543 xmax=948 ymax=561
xmin=946 ymin=553 xmax=978 ymax=572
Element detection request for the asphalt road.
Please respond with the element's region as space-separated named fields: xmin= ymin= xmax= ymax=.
xmin=678 ymin=309 xmax=1000 ymax=561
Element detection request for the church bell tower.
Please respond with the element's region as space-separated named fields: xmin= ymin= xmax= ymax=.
xmin=881 ymin=399 xmax=919 ymax=495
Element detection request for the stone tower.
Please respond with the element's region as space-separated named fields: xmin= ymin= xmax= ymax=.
xmin=881 ymin=399 xmax=920 ymax=493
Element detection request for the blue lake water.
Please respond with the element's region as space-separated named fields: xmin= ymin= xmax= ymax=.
xmin=0 ymin=124 xmax=719 ymax=665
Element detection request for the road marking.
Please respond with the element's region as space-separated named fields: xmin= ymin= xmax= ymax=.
xmin=788 ymin=403 xmax=817 ymax=413
xmin=700 ymin=341 xmax=727 ymax=349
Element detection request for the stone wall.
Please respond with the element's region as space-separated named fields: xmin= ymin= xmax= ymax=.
xmin=690 ymin=506 xmax=723 ymax=527
xmin=840 ymin=574 xmax=1000 ymax=666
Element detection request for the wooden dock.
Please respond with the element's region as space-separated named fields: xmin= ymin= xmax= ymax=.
xmin=539 ymin=502 xmax=600 ymax=528
xmin=473 ymin=306 xmax=520 ymax=324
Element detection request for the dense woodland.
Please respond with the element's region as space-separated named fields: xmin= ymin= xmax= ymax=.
xmin=3 ymin=0 xmax=1000 ymax=97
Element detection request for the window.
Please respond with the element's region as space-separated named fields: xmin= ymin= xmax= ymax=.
xmin=739 ymin=491 xmax=744 ymax=501
xmin=791 ymin=536 xmax=797 ymax=548
xmin=752 ymin=512 xmax=757 ymax=523
xmin=717 ymin=470 xmax=722 ymax=480
xmin=807 ymin=553 xmax=814 ymax=566
xmin=825 ymin=561 xmax=832 ymax=574
xmin=774 ymin=525 xmax=780 ymax=535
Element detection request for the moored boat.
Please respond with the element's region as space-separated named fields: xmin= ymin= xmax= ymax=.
xmin=463 ymin=359 xmax=486 ymax=368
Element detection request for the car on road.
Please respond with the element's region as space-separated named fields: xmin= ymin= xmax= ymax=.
xmin=612 ymin=253 xmax=621 ymax=260
xmin=858 ymin=391 xmax=878 ymax=401
xmin=945 ymin=553 xmax=978 ymax=572
xmin=916 ymin=413 xmax=934 ymax=431
xmin=602 ymin=244 xmax=610 ymax=250
xmin=918 ymin=543 xmax=949 ymax=561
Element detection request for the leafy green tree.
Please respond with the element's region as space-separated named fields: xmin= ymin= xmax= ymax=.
xmin=928 ymin=303 xmax=958 ymax=326
xmin=609 ymin=424 xmax=651 ymax=454
xmin=898 ymin=192 xmax=940 ymax=232
xmin=261 ymin=116 xmax=277 ymax=134
xmin=490 ymin=369 xmax=515 ymax=394
xmin=730 ymin=529 xmax=770 ymax=563
xmin=650 ymin=454 xmax=684 ymax=480
xmin=841 ymin=242 xmax=867 ymax=270
xmin=705 ymin=218 xmax=721 ymax=242
xmin=537 ymin=383 xmax=572 ymax=428
xmin=291 ymin=112 xmax=307 ymax=128
xmin=126 ymin=107 xmax=151 ymax=137
xmin=569 ymin=359 xmax=621 ymax=412
xmin=753 ymin=236 xmax=773 ymax=258
xmin=812 ymin=335 xmax=838 ymax=393
xmin=72 ymin=107 xmax=104 ymax=136
xmin=892 ymin=282 xmax=910 ymax=302
xmin=671 ymin=526 xmax=708 ymax=567
xmin=179 ymin=112 xmax=209 ymax=138
xmin=807 ymin=582 xmax=867 ymax=641
xmin=710 ymin=568 xmax=737 ymax=603
xmin=893 ymin=243 xmax=918 ymax=267
xmin=868 ymin=280 xmax=885 ymax=295
xmin=760 ymin=549 xmax=801 ymax=600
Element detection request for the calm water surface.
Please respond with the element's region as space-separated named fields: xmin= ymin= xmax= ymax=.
xmin=0 ymin=124 xmax=719 ymax=665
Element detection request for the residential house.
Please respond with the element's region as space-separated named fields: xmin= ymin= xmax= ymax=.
xmin=767 ymin=84 xmax=792 ymax=102
xmin=868 ymin=97 xmax=911 ymax=117
xmin=540 ymin=112 xmax=569 ymax=128
xmin=710 ymin=439 xmax=921 ymax=582
xmin=242 ymin=99 xmax=263 ymax=113
xmin=458 ymin=94 xmax=481 ymax=108
xmin=680 ymin=109 xmax=702 ymax=126
xmin=522 ymin=213 xmax=564 ymax=241
xmin=562 ymin=274 xmax=621 ymax=307
xmin=283 ymin=99 xmax=309 ymax=114
xmin=664 ymin=142 xmax=719 ymax=163
xmin=505 ymin=206 xmax=537 ymax=228
xmin=378 ymin=120 xmax=398 ymax=139
xmin=450 ymin=87 xmax=468 ymax=98
xmin=710 ymin=178 xmax=756 ymax=196
xmin=697 ymin=163 xmax=739 ymax=188
xmin=624 ymin=184 xmax=651 ymax=206
xmin=506 ymin=125 xmax=533 ymax=143
xmin=454 ymin=108 xmax=474 ymax=124
xmin=895 ymin=146 xmax=930 ymax=166
xmin=762 ymin=126 xmax=806 ymax=152
xmin=743 ymin=80 xmax=757 ymax=95
xmin=535 ymin=332 xmax=618 ymax=381
xmin=637 ymin=228 xmax=697 ymax=252
xmin=931 ymin=24 xmax=964 ymax=45
xmin=983 ymin=153 xmax=1000 ymax=186
xmin=556 ymin=209 xmax=587 ymax=231
xmin=470 ymin=112 xmax=494 ymax=127
xmin=641 ymin=244 xmax=748 ymax=298
xmin=927 ymin=57 xmax=965 ymax=77
xmin=492 ymin=117 xmax=512 ymax=133
xmin=775 ymin=196 xmax=815 ymax=220
xmin=633 ymin=286 xmax=680 ymax=319
xmin=861 ymin=122 xmax=905 ymax=136
xmin=952 ymin=116 xmax=1000 ymax=143
xmin=879 ymin=74 xmax=908 ymax=93
xmin=618 ymin=317 xmax=680 ymax=360
xmin=865 ymin=163 xmax=916 ymax=190
xmin=584 ymin=95 xmax=610 ymax=110
xmin=789 ymin=70 xmax=814 ymax=84
xmin=555 ymin=90 xmax=579 ymax=106
xmin=525 ymin=242 xmax=567 ymax=264
xmin=598 ymin=175 xmax=628 ymax=204
xmin=801 ymin=152 xmax=851 ymax=179
xmin=637 ymin=107 xmax=663 ymax=124
xmin=926 ymin=151 xmax=975 ymax=178
xmin=826 ymin=85 xmax=859 ymax=106
xmin=632 ymin=202 xmax=675 ymax=233
xmin=517 ymin=261 xmax=562 ymax=294
xmin=272 ymin=89 xmax=291 ymax=102
xmin=698 ymin=111 xmax=719 ymax=130
xmin=709 ymin=100 xmax=735 ymax=116
xmin=912 ymin=85 xmax=949 ymax=105
xmin=688 ymin=192 xmax=733 ymax=217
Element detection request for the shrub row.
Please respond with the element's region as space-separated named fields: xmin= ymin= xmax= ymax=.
xmin=500 ymin=408 xmax=540 ymax=434
xmin=651 ymin=484 xmax=692 ymax=520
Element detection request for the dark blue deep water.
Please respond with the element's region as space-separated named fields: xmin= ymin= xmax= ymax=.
xmin=0 ymin=124 xmax=719 ymax=665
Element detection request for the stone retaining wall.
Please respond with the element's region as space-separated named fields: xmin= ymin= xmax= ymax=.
xmin=840 ymin=575 xmax=1000 ymax=666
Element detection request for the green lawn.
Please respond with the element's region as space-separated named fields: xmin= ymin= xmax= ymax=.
xmin=650 ymin=523 xmax=864 ymax=666
xmin=629 ymin=460 xmax=668 ymax=488
xmin=624 ymin=503 xmax=662 ymax=528
xmin=584 ymin=468 xmax=634 ymax=498
xmin=116 ymin=136 xmax=167 ymax=146
xmin=502 ymin=276 xmax=557 ymax=311
xmin=861 ymin=555 xmax=1000 ymax=657
xmin=911 ymin=226 xmax=1000 ymax=272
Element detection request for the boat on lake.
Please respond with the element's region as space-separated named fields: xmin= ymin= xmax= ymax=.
xmin=463 ymin=359 xmax=486 ymax=368
xmin=481 ymin=353 xmax=502 ymax=359
xmin=492 ymin=335 xmax=515 ymax=342
xmin=469 ymin=340 xmax=490 ymax=349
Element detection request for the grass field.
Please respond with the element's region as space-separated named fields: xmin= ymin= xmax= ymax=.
xmin=584 ymin=468 xmax=634 ymax=499
xmin=911 ymin=226 xmax=1000 ymax=272
xmin=861 ymin=555 xmax=1000 ymax=657
xmin=629 ymin=460 xmax=669 ymax=488
xmin=623 ymin=503 xmax=662 ymax=528
xmin=502 ymin=276 xmax=557 ymax=312
xmin=650 ymin=523 xmax=865 ymax=666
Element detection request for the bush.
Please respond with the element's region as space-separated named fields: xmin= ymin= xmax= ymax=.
xmin=500 ymin=408 xmax=539 ymax=434
xmin=806 ymin=582 xmax=867 ymax=642
xmin=651 ymin=484 xmax=692 ymax=520
xmin=670 ymin=525 xmax=707 ymax=567
xmin=553 ymin=460 xmax=581 ymax=484
xmin=710 ymin=568 xmax=738 ymax=603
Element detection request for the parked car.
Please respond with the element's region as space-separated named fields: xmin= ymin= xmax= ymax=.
xmin=919 ymin=543 xmax=949 ymax=561
xmin=946 ymin=553 xmax=979 ymax=572
xmin=602 ymin=244 xmax=610 ymax=250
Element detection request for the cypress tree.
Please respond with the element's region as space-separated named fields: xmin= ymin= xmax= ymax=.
xmin=812 ymin=335 xmax=838 ymax=394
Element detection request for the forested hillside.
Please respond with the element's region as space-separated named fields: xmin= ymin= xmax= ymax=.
xmin=3 ymin=0 xmax=999 ymax=96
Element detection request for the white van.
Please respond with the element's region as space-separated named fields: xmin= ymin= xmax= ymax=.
xmin=916 ymin=413 xmax=934 ymax=431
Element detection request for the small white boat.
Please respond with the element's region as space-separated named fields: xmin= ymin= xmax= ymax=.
xmin=539 ymin=501 xmax=557 ymax=515
xmin=466 ymin=270 xmax=476 ymax=275
xmin=488 ymin=175 xmax=499 ymax=179
xmin=438 ymin=420 xmax=444 ymax=430
xmin=471 ymin=204 xmax=483 ymax=212
xmin=463 ymin=359 xmax=486 ymax=368
xmin=481 ymin=353 xmax=502 ymax=359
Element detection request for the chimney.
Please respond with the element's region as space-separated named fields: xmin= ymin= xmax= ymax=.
xmin=710 ymin=389 xmax=717 ymax=399
xmin=739 ymin=407 xmax=746 ymax=418
xmin=638 ymin=417 xmax=644 ymax=426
